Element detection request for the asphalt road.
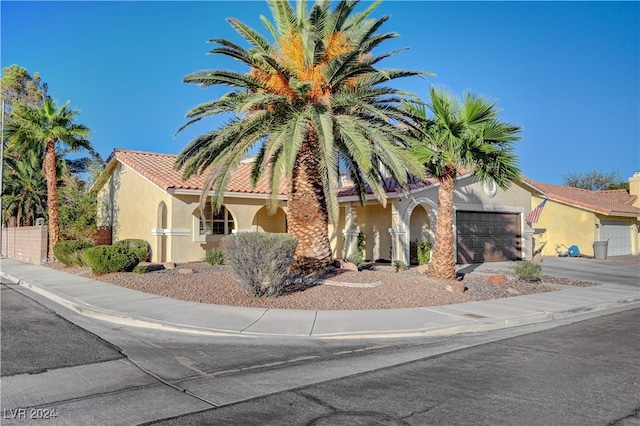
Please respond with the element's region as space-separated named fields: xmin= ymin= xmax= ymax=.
xmin=1 ymin=265 xmax=638 ymax=425
xmin=1 ymin=283 xmax=123 ymax=376
xmin=145 ymin=308 xmax=640 ymax=426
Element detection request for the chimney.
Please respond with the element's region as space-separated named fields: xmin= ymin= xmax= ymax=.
xmin=629 ymin=171 xmax=640 ymax=207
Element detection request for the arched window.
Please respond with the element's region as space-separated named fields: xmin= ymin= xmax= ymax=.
xmin=198 ymin=203 xmax=235 ymax=236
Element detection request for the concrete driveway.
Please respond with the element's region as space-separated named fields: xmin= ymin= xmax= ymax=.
xmin=467 ymin=256 xmax=640 ymax=289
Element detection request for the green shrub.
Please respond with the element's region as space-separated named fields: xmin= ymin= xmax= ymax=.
xmin=510 ymin=260 xmax=542 ymax=282
xmin=52 ymin=240 xmax=94 ymax=266
xmin=392 ymin=260 xmax=408 ymax=272
xmin=82 ymin=245 xmax=140 ymax=275
xmin=113 ymin=239 xmax=150 ymax=262
xmin=205 ymin=247 xmax=224 ymax=266
xmin=417 ymin=240 xmax=432 ymax=265
xmin=345 ymin=252 xmax=364 ymax=270
xmin=222 ymin=232 xmax=297 ymax=297
xmin=133 ymin=265 xmax=151 ymax=274
xmin=409 ymin=240 xmax=418 ymax=265
xmin=356 ymin=231 xmax=365 ymax=256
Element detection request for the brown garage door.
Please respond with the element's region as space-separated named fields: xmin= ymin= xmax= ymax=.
xmin=456 ymin=211 xmax=522 ymax=263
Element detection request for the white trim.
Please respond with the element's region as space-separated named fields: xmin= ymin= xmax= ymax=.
xmin=151 ymin=228 xmax=190 ymax=236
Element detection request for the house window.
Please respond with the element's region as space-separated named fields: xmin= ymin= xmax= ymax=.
xmin=199 ymin=203 xmax=234 ymax=236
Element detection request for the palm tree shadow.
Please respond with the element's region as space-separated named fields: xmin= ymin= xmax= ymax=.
xmin=281 ymin=267 xmax=351 ymax=295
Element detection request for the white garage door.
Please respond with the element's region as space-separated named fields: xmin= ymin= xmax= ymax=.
xmin=600 ymin=220 xmax=632 ymax=256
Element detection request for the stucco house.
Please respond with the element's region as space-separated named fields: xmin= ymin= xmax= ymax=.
xmin=97 ymin=149 xmax=545 ymax=265
xmin=522 ymin=173 xmax=640 ymax=257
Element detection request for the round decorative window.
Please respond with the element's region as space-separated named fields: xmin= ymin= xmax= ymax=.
xmin=484 ymin=180 xmax=497 ymax=197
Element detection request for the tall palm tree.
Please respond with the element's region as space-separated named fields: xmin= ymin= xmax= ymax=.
xmin=175 ymin=0 xmax=428 ymax=268
xmin=7 ymin=99 xmax=92 ymax=259
xmin=2 ymin=152 xmax=47 ymax=227
xmin=406 ymin=86 xmax=521 ymax=280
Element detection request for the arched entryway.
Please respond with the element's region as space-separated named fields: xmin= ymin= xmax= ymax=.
xmin=409 ymin=204 xmax=431 ymax=265
xmin=252 ymin=207 xmax=287 ymax=233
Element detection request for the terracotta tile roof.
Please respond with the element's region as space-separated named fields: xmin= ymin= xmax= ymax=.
xmin=337 ymin=173 xmax=439 ymax=197
xmin=521 ymin=176 xmax=640 ymax=216
xmin=106 ymin=148 xmax=447 ymax=199
xmin=106 ymin=149 xmax=288 ymax=195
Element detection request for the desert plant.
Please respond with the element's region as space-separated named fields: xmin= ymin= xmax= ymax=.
xmin=133 ymin=264 xmax=151 ymax=274
xmin=204 ymin=247 xmax=224 ymax=266
xmin=221 ymin=232 xmax=297 ymax=297
xmin=52 ymin=240 xmax=94 ymax=266
xmin=113 ymin=239 xmax=150 ymax=262
xmin=82 ymin=245 xmax=139 ymax=275
xmin=417 ymin=240 xmax=432 ymax=265
xmin=392 ymin=260 xmax=408 ymax=272
xmin=345 ymin=252 xmax=365 ymax=270
xmin=510 ymin=260 xmax=542 ymax=282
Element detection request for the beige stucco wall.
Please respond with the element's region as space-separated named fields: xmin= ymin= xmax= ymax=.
xmin=409 ymin=205 xmax=430 ymax=245
xmin=170 ymin=195 xmax=286 ymax=262
xmin=630 ymin=172 xmax=640 ymax=208
xmin=97 ymin=163 xmax=173 ymax=262
xmin=356 ymin=203 xmax=393 ymax=261
xmin=97 ymin=163 xmax=289 ymax=263
xmin=529 ymin=196 xmax=598 ymax=257
xmin=328 ymin=206 xmax=346 ymax=259
xmin=253 ymin=207 xmax=287 ymax=233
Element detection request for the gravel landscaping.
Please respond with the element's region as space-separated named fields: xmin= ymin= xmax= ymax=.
xmin=45 ymin=260 xmax=603 ymax=311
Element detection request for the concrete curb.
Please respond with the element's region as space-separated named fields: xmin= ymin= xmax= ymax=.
xmin=4 ymin=268 xmax=638 ymax=340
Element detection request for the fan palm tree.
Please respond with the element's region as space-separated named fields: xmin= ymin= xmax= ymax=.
xmin=175 ymin=0 xmax=429 ymax=268
xmin=2 ymin=151 xmax=47 ymax=227
xmin=406 ymin=86 xmax=521 ymax=280
xmin=6 ymin=99 xmax=92 ymax=259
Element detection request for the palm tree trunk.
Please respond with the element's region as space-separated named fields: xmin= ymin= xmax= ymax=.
xmin=44 ymin=138 xmax=60 ymax=260
xmin=287 ymin=133 xmax=333 ymax=270
xmin=431 ymin=171 xmax=457 ymax=280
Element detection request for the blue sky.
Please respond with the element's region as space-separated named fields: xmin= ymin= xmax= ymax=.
xmin=2 ymin=1 xmax=638 ymax=185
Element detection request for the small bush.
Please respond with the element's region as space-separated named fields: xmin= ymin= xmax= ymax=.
xmin=417 ymin=240 xmax=432 ymax=265
xmin=392 ymin=260 xmax=408 ymax=272
xmin=205 ymin=247 xmax=224 ymax=266
xmin=52 ymin=240 xmax=94 ymax=266
xmin=82 ymin=245 xmax=140 ymax=275
xmin=133 ymin=265 xmax=151 ymax=274
xmin=345 ymin=252 xmax=364 ymax=270
xmin=510 ymin=260 xmax=542 ymax=282
xmin=222 ymin=232 xmax=297 ymax=297
xmin=113 ymin=239 xmax=150 ymax=262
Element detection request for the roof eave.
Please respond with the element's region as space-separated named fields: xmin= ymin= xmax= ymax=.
xmin=169 ymin=188 xmax=288 ymax=200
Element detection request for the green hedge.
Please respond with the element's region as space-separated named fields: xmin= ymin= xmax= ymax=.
xmin=52 ymin=240 xmax=94 ymax=266
xmin=113 ymin=239 xmax=150 ymax=262
xmin=82 ymin=245 xmax=140 ymax=275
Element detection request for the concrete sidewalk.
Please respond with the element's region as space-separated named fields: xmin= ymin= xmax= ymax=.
xmin=1 ymin=257 xmax=638 ymax=339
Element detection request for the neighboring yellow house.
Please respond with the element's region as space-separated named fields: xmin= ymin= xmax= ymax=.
xmin=522 ymin=173 xmax=640 ymax=257
xmin=97 ymin=148 xmax=549 ymax=265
